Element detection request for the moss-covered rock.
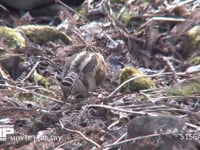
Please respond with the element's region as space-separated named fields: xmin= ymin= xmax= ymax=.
xmin=0 ymin=55 xmax=25 ymax=79
xmin=181 ymin=25 xmax=200 ymax=57
xmin=163 ymin=76 xmax=200 ymax=96
xmin=190 ymin=56 xmax=200 ymax=65
xmin=0 ymin=26 xmax=26 ymax=48
xmin=119 ymin=67 xmax=155 ymax=92
xmin=16 ymin=25 xmax=72 ymax=45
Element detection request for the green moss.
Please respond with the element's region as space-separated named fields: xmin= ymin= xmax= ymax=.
xmin=119 ymin=67 xmax=155 ymax=93
xmin=119 ymin=10 xmax=143 ymax=28
xmin=0 ymin=26 xmax=26 ymax=48
xmin=163 ymin=76 xmax=200 ymax=96
xmin=120 ymin=11 xmax=133 ymax=25
xmin=182 ymin=26 xmax=200 ymax=57
xmin=79 ymin=8 xmax=87 ymax=15
xmin=16 ymin=25 xmax=72 ymax=45
xmin=191 ymin=56 xmax=200 ymax=65
xmin=131 ymin=77 xmax=155 ymax=92
xmin=188 ymin=26 xmax=200 ymax=48
xmin=31 ymin=72 xmax=51 ymax=88
xmin=38 ymin=77 xmax=51 ymax=88
xmin=164 ymin=83 xmax=200 ymax=96
xmin=120 ymin=67 xmax=143 ymax=81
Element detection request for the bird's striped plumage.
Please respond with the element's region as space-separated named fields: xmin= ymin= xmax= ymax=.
xmin=61 ymin=51 xmax=108 ymax=99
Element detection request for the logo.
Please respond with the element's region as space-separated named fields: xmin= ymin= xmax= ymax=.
xmin=0 ymin=125 xmax=14 ymax=141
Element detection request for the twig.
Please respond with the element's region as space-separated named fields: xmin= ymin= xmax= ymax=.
xmin=148 ymin=95 xmax=200 ymax=103
xmin=102 ymin=0 xmax=130 ymax=38
xmin=139 ymin=16 xmax=186 ymax=31
xmin=2 ymin=98 xmax=25 ymax=108
xmin=139 ymin=90 xmax=154 ymax=102
xmin=119 ymin=104 xmax=168 ymax=110
xmin=0 ymin=84 xmax=63 ymax=103
xmin=55 ymin=0 xmax=89 ymax=22
xmin=72 ymin=27 xmax=86 ymax=44
xmin=150 ymin=17 xmax=186 ymax=22
xmin=55 ymin=139 xmax=82 ymax=149
xmin=144 ymin=108 xmax=193 ymax=114
xmin=118 ymin=103 xmax=155 ymax=108
xmin=102 ymin=131 xmax=177 ymax=149
xmin=0 ymin=4 xmax=9 ymax=13
xmin=185 ymin=123 xmax=200 ymax=130
xmin=104 ymin=132 xmax=127 ymax=150
xmin=154 ymin=55 xmax=179 ymax=83
xmin=87 ymin=104 xmax=158 ymax=116
xmin=108 ymin=75 xmax=144 ymax=98
xmin=108 ymin=72 xmax=164 ymax=98
xmin=108 ymin=69 xmax=200 ymax=99
xmin=21 ymin=61 xmax=40 ymax=82
xmin=39 ymin=56 xmax=62 ymax=74
xmin=164 ymin=0 xmax=195 ymax=11
xmin=59 ymin=119 xmax=101 ymax=148
xmin=107 ymin=120 xmax=121 ymax=131
xmin=87 ymin=0 xmax=94 ymax=9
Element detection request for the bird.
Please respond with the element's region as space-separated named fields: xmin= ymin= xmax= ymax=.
xmin=61 ymin=51 xmax=108 ymax=99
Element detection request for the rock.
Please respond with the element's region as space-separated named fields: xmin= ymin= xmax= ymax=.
xmin=0 ymin=55 xmax=25 ymax=80
xmin=119 ymin=67 xmax=155 ymax=93
xmin=0 ymin=26 xmax=26 ymax=48
xmin=163 ymin=76 xmax=200 ymax=96
xmin=0 ymin=0 xmax=53 ymax=11
xmin=0 ymin=0 xmax=85 ymax=11
xmin=16 ymin=25 xmax=72 ymax=45
xmin=181 ymin=25 xmax=200 ymax=58
xmin=30 ymin=4 xmax=66 ymax=17
xmin=122 ymin=116 xmax=197 ymax=150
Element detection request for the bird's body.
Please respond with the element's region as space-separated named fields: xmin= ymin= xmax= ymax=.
xmin=61 ymin=51 xmax=108 ymax=99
